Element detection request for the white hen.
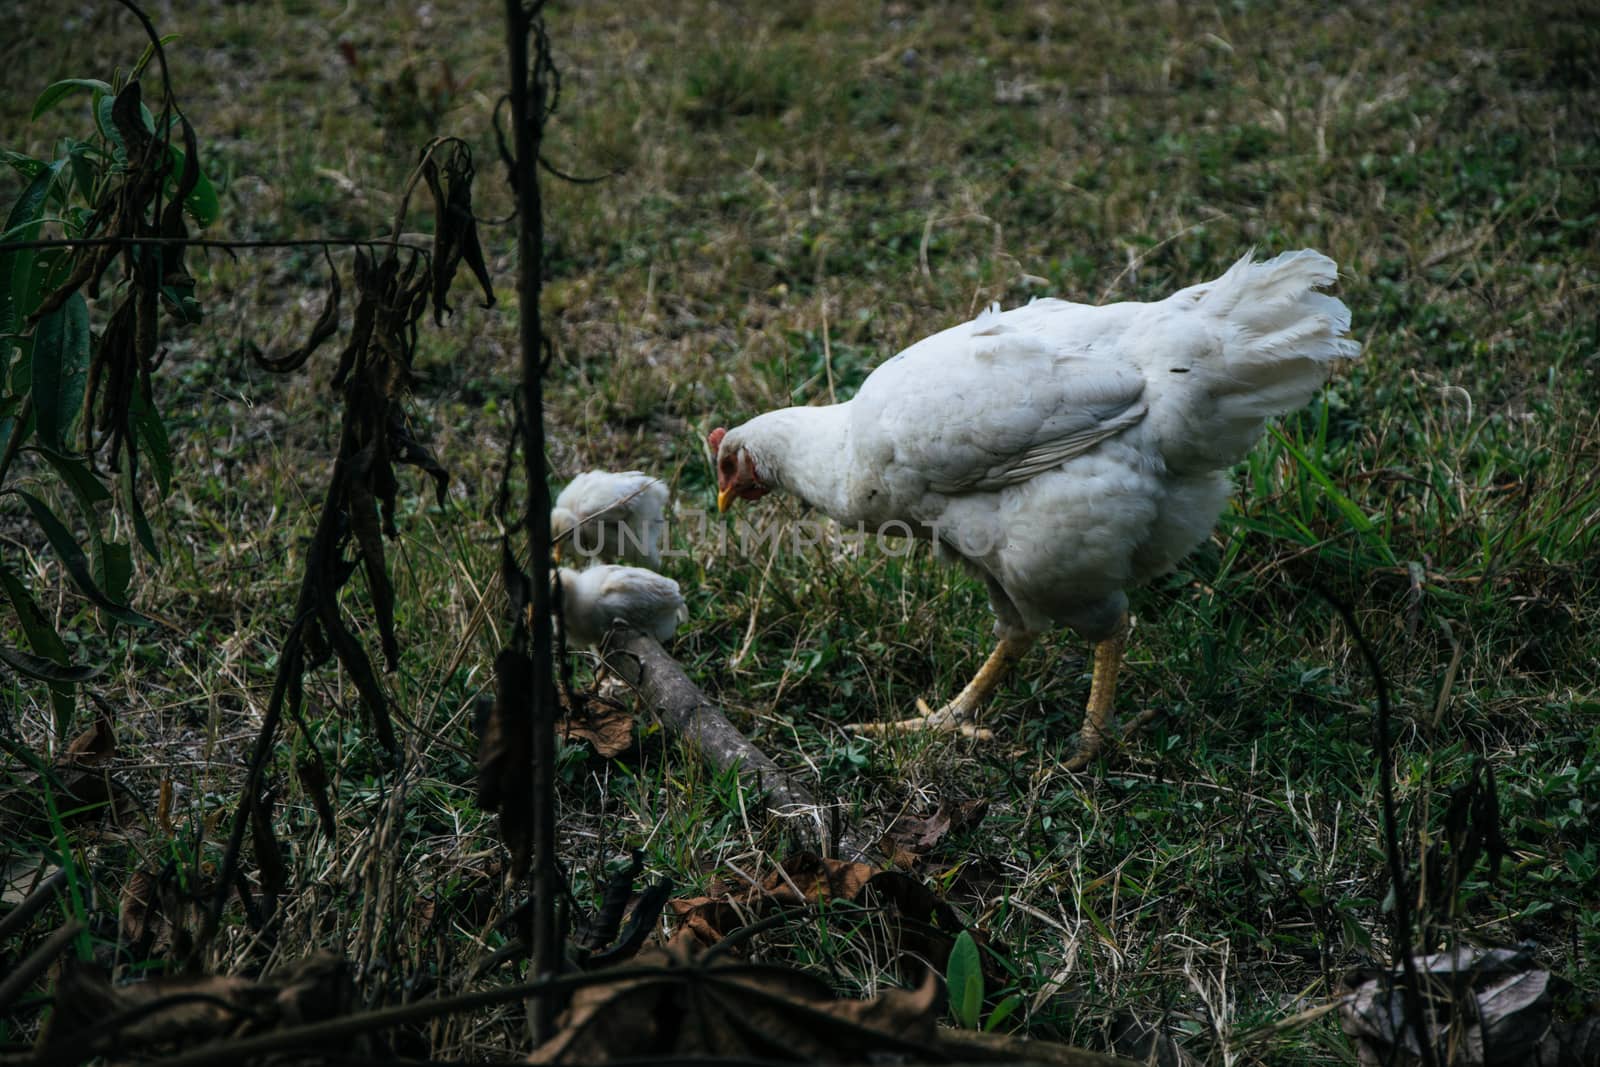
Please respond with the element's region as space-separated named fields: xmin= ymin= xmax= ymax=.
xmin=551 ymin=471 xmax=670 ymax=567
xmin=555 ymin=565 xmax=688 ymax=650
xmin=710 ymin=250 xmax=1359 ymax=757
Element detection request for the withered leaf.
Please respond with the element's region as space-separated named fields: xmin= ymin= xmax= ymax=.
xmin=44 ymin=953 xmax=355 ymax=1056
xmin=46 ymin=961 xmax=257 ymax=1050
xmin=119 ymin=869 xmax=166 ymax=957
xmin=157 ymin=777 xmax=174 ymax=833
xmin=559 ymin=695 xmax=635 ymax=758
xmin=1541 ymin=1016 xmax=1600 ymax=1066
xmin=478 ymin=650 xmax=533 ymax=877
xmin=254 ymin=248 xmax=341 ymax=373
xmin=388 ymin=407 xmax=449 ymax=505
xmin=422 ymin=140 xmax=495 ymax=325
xmin=667 ymin=852 xmax=977 ymax=979
xmin=882 ymin=798 xmax=987 ymax=869
xmin=1340 ymin=946 xmax=1563 ymax=1067
xmin=345 ymin=447 xmax=399 ymax=669
xmin=63 ymin=705 xmax=116 ymax=765
xmin=53 ymin=768 xmax=132 ymax=827
xmin=249 ymin=788 xmax=287 ymax=899
xmin=295 ymin=754 xmax=337 ymax=839
xmin=531 ymin=938 xmax=942 ymax=1064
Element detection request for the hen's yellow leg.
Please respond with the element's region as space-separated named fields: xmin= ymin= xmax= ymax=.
xmin=849 ymin=635 xmax=1037 ymax=741
xmin=1063 ymin=613 xmax=1129 ymax=771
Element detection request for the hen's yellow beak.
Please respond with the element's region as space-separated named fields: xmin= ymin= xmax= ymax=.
xmin=717 ymin=486 xmax=736 ymax=513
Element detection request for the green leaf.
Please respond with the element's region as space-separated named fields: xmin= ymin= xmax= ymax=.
xmin=1268 ymin=425 xmax=1397 ymax=566
xmin=0 ymin=405 xmax=24 ymax=462
xmin=945 ymin=930 xmax=984 ymax=1030
xmin=63 ymin=139 xmax=104 ymax=216
xmin=2 ymin=151 xmax=49 ymax=182
xmin=0 ymin=567 xmax=79 ymax=733
xmin=30 ymin=291 xmax=91 ymax=451
xmin=89 ymin=89 xmax=215 ymax=226
xmin=123 ymin=462 xmax=160 ymax=562
xmin=984 ymin=993 xmax=1021 ymax=1033
xmin=94 ymin=92 xmax=117 ymax=152
xmin=98 ymin=541 xmax=133 ymax=606
xmin=32 ymin=447 xmax=111 ymax=507
xmin=130 ymin=35 xmax=181 ymax=81
xmin=6 ymin=488 xmax=150 ymax=627
xmin=165 ymin=143 xmax=219 ymax=228
xmin=31 ymin=79 xmax=113 ymax=121
xmin=0 ymin=643 xmax=101 ymax=686
xmin=130 ymin=389 xmax=171 ymax=495
xmin=1 ymin=160 xmax=66 ymax=345
xmin=96 ymin=92 xmax=156 ymax=161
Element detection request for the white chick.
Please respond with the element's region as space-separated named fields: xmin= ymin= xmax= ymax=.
xmin=555 ymin=565 xmax=687 ymax=650
xmin=550 ymin=471 xmax=670 ymax=567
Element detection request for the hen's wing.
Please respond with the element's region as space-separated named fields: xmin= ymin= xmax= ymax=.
xmin=852 ymin=312 xmax=1148 ymax=495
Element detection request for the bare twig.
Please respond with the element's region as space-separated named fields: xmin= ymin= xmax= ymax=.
xmin=0 ymin=864 xmax=68 ymax=947
xmin=1321 ymin=589 xmax=1440 ymax=1067
xmin=504 ymin=0 xmax=561 ymax=1042
xmin=601 ymin=627 xmax=883 ymax=864
xmin=0 ymin=920 xmax=84 ymax=1015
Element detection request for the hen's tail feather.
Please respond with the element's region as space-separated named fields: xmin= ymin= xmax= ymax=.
xmin=1182 ymin=249 xmax=1360 ymax=468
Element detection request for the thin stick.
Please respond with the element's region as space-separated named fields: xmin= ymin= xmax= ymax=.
xmin=601 ymin=628 xmax=882 ymax=864
xmin=505 ymin=0 xmax=560 ymax=1042
xmin=0 ymin=920 xmax=84 ymax=1014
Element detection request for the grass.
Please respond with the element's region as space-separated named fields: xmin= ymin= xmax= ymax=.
xmin=2 ymin=0 xmax=1598 ymax=1062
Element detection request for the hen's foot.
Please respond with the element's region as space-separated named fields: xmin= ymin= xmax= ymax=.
xmin=846 ymin=634 xmax=1035 ymax=742
xmin=1062 ymin=614 xmax=1130 ymax=772
xmin=846 ymin=697 xmax=995 ymax=740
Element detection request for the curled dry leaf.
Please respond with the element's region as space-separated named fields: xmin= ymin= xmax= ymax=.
xmin=118 ymin=869 xmax=166 ymax=958
xmin=559 ymin=692 xmax=635 ymax=758
xmin=477 ymin=650 xmax=534 ymax=877
xmin=63 ymin=704 xmax=116 ymax=765
xmin=0 ymin=705 xmax=133 ymax=837
xmin=253 ymin=247 xmax=341 ymax=373
xmin=1339 ymin=944 xmax=1596 ymax=1067
xmin=881 ymin=797 xmax=990 ymax=869
xmin=667 ymin=852 xmax=986 ymax=981
xmin=422 ymin=138 xmax=496 ymax=325
xmin=295 ymin=754 xmax=337 ymax=839
xmin=249 ymin=788 xmax=287 ymax=900
xmin=43 ymin=952 xmax=355 ymax=1056
xmin=531 ymin=936 xmax=942 ymax=1064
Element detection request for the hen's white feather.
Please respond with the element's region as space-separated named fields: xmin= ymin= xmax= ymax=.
xmin=717 ymin=250 xmax=1359 ymax=643
xmin=551 ymin=471 xmax=670 ymax=566
xmin=556 ymin=565 xmax=687 ymax=649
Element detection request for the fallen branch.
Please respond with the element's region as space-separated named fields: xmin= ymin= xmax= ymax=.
xmin=600 ymin=628 xmax=882 ymax=864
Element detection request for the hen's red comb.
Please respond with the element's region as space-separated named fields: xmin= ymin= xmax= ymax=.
xmin=707 ymin=427 xmax=727 ymax=454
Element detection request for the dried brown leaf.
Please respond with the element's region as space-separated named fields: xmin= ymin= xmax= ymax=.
xmin=560 ymin=697 xmax=635 ymax=757
xmin=882 ymin=797 xmax=989 ymax=869
xmin=249 ymin=789 xmax=287 ymax=898
xmin=63 ymin=707 xmax=116 ymax=765
xmin=46 ymin=963 xmax=257 ymax=1048
xmin=664 ymin=852 xmax=976 ymax=980
xmin=254 ymin=248 xmax=341 ymax=373
xmin=531 ymin=939 xmax=942 ymax=1064
xmin=478 ymin=650 xmax=534 ymax=877
xmin=119 ymin=870 xmax=163 ymax=955
xmin=1340 ymin=946 xmax=1562 ymax=1067
xmin=43 ymin=953 xmax=355 ymax=1055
